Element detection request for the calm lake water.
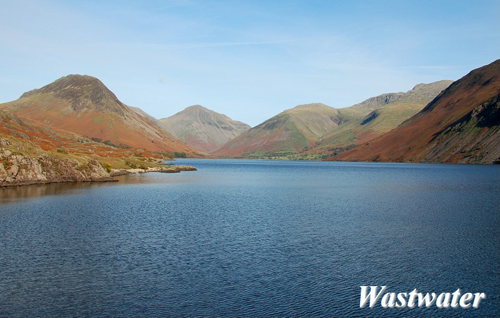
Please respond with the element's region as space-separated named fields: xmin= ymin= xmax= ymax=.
xmin=0 ymin=159 xmax=499 ymax=317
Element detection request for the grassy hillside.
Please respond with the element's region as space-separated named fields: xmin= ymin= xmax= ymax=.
xmin=213 ymin=103 xmax=343 ymax=157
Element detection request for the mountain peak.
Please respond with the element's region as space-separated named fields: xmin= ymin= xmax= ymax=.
xmin=20 ymin=74 xmax=123 ymax=113
xmin=291 ymin=103 xmax=332 ymax=110
xmin=185 ymin=104 xmax=208 ymax=111
xmin=22 ymin=74 xmax=108 ymax=96
xmin=50 ymin=74 xmax=103 ymax=86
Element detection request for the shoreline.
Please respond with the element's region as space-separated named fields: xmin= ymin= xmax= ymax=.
xmin=110 ymin=165 xmax=197 ymax=176
xmin=0 ymin=177 xmax=118 ymax=188
xmin=0 ymin=165 xmax=197 ymax=188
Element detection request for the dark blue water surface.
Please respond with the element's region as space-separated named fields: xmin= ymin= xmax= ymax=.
xmin=0 ymin=159 xmax=499 ymax=317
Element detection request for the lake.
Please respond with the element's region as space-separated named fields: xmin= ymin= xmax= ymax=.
xmin=0 ymin=159 xmax=499 ymax=317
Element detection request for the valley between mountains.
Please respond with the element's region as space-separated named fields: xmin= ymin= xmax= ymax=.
xmin=1 ymin=60 xmax=499 ymax=186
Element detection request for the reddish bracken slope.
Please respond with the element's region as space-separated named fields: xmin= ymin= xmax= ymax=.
xmin=0 ymin=75 xmax=200 ymax=155
xmin=330 ymin=60 xmax=500 ymax=164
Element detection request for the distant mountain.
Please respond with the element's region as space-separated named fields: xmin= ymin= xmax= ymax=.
xmin=213 ymin=103 xmax=343 ymax=157
xmin=0 ymin=75 xmax=200 ymax=155
xmin=331 ymin=60 xmax=500 ymax=164
xmin=214 ymin=81 xmax=452 ymax=158
xmin=160 ymin=105 xmax=250 ymax=153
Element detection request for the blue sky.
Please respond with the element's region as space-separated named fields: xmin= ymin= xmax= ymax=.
xmin=1 ymin=0 xmax=498 ymax=126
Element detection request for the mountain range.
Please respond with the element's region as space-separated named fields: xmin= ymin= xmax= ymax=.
xmin=1 ymin=59 xmax=499 ymax=179
xmin=213 ymin=80 xmax=453 ymax=158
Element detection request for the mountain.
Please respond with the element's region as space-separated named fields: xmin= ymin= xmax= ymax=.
xmin=160 ymin=105 xmax=250 ymax=153
xmin=0 ymin=75 xmax=200 ymax=155
xmin=213 ymin=103 xmax=343 ymax=157
xmin=214 ymin=81 xmax=452 ymax=158
xmin=313 ymin=80 xmax=453 ymax=152
xmin=331 ymin=60 xmax=500 ymax=164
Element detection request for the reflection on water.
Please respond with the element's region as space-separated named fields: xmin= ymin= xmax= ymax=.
xmin=0 ymin=182 xmax=111 ymax=204
xmin=0 ymin=170 xmax=200 ymax=204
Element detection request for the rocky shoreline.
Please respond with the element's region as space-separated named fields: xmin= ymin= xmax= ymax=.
xmin=0 ymin=143 xmax=197 ymax=187
xmin=1 ymin=145 xmax=110 ymax=187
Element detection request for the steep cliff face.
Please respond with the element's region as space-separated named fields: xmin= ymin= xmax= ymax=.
xmin=0 ymin=138 xmax=112 ymax=187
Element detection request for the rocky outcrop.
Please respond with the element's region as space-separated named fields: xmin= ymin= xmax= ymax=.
xmin=175 ymin=165 xmax=197 ymax=171
xmin=0 ymin=140 xmax=113 ymax=187
xmin=109 ymin=165 xmax=197 ymax=176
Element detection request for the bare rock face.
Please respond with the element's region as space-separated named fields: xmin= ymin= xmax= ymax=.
xmin=0 ymin=146 xmax=112 ymax=186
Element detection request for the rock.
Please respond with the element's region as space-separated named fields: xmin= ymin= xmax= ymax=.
xmin=160 ymin=167 xmax=181 ymax=173
xmin=0 ymin=147 xmax=114 ymax=187
xmin=110 ymin=169 xmax=131 ymax=177
xmin=176 ymin=165 xmax=197 ymax=171
xmin=110 ymin=165 xmax=197 ymax=176
xmin=159 ymin=165 xmax=197 ymax=173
